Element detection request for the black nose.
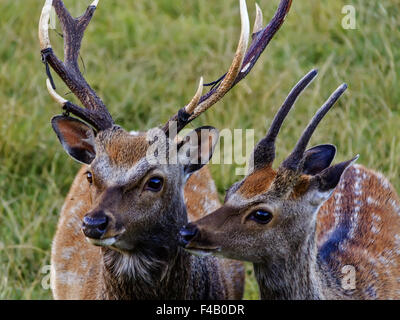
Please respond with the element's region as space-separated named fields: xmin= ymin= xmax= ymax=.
xmin=179 ymin=223 xmax=199 ymax=247
xmin=82 ymin=212 xmax=109 ymax=239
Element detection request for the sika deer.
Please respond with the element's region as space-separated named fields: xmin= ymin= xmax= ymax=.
xmin=38 ymin=0 xmax=292 ymax=299
xmin=181 ymin=69 xmax=400 ymax=299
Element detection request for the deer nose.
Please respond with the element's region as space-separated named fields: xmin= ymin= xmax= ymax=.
xmin=82 ymin=211 xmax=109 ymax=239
xmin=179 ymin=223 xmax=199 ymax=247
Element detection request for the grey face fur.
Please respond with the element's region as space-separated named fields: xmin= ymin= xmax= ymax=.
xmin=51 ymin=116 xmax=219 ymax=253
xmin=184 ymin=145 xmax=357 ymax=264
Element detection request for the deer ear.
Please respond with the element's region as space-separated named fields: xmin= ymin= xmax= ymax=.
xmin=51 ymin=115 xmax=96 ymax=164
xmin=302 ymin=144 xmax=337 ymax=175
xmin=308 ymin=155 xmax=359 ymax=205
xmin=177 ymin=126 xmax=219 ymax=176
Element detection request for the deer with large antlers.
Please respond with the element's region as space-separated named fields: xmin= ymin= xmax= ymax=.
xmin=181 ymin=70 xmax=400 ymax=299
xmin=39 ymin=0 xmax=292 ymax=299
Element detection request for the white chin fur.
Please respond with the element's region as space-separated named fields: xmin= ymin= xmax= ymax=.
xmin=186 ymin=248 xmax=220 ymax=257
xmin=86 ymin=237 xmax=117 ymax=247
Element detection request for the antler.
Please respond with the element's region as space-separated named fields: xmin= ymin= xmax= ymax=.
xmin=162 ymin=0 xmax=292 ymax=136
xmin=39 ymin=0 xmax=114 ymax=131
xmin=281 ymin=83 xmax=348 ymax=171
xmin=251 ymin=69 xmax=318 ymax=171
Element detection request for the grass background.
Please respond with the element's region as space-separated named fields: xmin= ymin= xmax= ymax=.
xmin=0 ymin=0 xmax=399 ymax=299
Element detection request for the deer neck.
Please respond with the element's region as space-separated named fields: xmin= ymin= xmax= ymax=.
xmin=254 ymin=224 xmax=328 ymax=300
xmin=100 ymin=245 xmax=195 ymax=300
xmin=98 ymin=200 xmax=223 ymax=299
xmin=99 ymin=199 xmax=193 ymax=299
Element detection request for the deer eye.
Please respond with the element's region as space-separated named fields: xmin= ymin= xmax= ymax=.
xmin=250 ymin=210 xmax=273 ymax=225
xmin=86 ymin=171 xmax=93 ymax=184
xmin=144 ymin=177 xmax=164 ymax=192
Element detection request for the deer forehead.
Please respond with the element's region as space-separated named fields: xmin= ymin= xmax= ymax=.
xmin=92 ymin=155 xmax=154 ymax=187
xmin=233 ymin=166 xmax=313 ymax=206
xmin=237 ymin=166 xmax=277 ymax=199
xmin=97 ymin=129 xmax=150 ymax=166
xmin=91 ymin=130 xmax=154 ymax=185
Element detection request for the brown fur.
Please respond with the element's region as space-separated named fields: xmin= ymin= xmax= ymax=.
xmin=239 ymin=166 xmax=276 ymax=199
xmin=185 ymin=168 xmax=220 ymax=222
xmin=187 ymin=162 xmax=400 ymax=299
xmin=316 ymin=164 xmax=400 ymax=299
xmin=99 ymin=130 xmax=149 ymax=167
xmin=290 ymin=175 xmax=311 ymax=200
xmin=51 ymin=128 xmax=244 ymax=300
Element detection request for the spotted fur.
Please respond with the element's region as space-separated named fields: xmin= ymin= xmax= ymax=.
xmin=316 ymin=164 xmax=400 ymax=299
xmin=186 ymin=161 xmax=400 ymax=299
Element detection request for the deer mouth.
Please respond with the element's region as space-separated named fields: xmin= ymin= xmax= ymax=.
xmin=178 ymin=223 xmax=221 ymax=256
xmin=185 ymin=246 xmax=221 ymax=257
xmin=86 ymin=236 xmax=117 ymax=247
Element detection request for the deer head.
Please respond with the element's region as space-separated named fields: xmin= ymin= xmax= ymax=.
xmin=39 ymin=0 xmax=292 ymax=253
xmin=180 ymin=69 xmax=358 ymax=263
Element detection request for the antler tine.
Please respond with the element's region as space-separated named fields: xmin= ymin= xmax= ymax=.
xmin=162 ymin=0 xmax=292 ymax=137
xmin=162 ymin=0 xmax=250 ymax=136
xmin=39 ymin=0 xmax=114 ymax=131
xmin=46 ymin=78 xmax=67 ymax=105
xmin=193 ymin=0 xmax=292 ymax=118
xmin=184 ymin=77 xmax=204 ymax=115
xmin=282 ymin=83 xmax=348 ymax=171
xmin=38 ymin=0 xmax=52 ymax=50
xmin=237 ymin=0 xmax=292 ymax=84
xmin=253 ymin=3 xmax=264 ymax=35
xmin=45 ymin=78 xmax=106 ymax=130
xmin=252 ymin=69 xmax=318 ymax=170
xmin=189 ymin=0 xmax=250 ymax=118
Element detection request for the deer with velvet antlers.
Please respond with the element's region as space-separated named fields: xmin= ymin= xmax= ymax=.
xmin=39 ymin=0 xmax=292 ymax=299
xmin=181 ymin=70 xmax=400 ymax=299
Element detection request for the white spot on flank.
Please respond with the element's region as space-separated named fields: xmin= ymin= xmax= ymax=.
xmin=348 ymin=212 xmax=359 ymax=239
xmin=61 ymin=247 xmax=76 ymax=260
xmin=348 ymin=171 xmax=363 ymax=239
xmin=371 ymin=224 xmax=380 ymax=235
xmin=372 ymin=213 xmax=381 ymax=222
xmin=394 ymin=235 xmax=400 ymax=255
xmin=129 ymin=130 xmax=140 ymax=136
xmin=389 ymin=199 xmax=400 ymax=213
xmin=375 ymin=171 xmax=391 ymax=190
xmin=57 ymin=271 xmax=84 ymax=286
xmin=354 ymin=181 xmax=362 ymax=196
xmin=367 ymin=197 xmax=379 ymax=206
xmin=334 ymin=192 xmax=343 ymax=203
xmin=378 ymin=255 xmax=390 ymax=266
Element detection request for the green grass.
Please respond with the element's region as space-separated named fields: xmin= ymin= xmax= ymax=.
xmin=0 ymin=0 xmax=399 ymax=299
